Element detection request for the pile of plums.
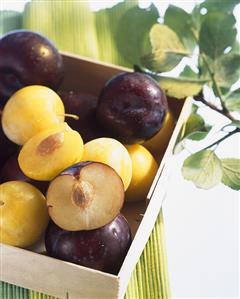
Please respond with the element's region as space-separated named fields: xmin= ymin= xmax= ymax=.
xmin=0 ymin=30 xmax=170 ymax=275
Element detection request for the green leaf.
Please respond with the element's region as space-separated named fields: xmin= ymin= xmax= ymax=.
xmin=191 ymin=0 xmax=239 ymax=37
xmin=173 ymin=113 xmax=209 ymax=154
xmin=152 ymin=74 xmax=207 ymax=99
xmin=222 ymin=120 xmax=240 ymax=130
xmin=184 ymin=113 xmax=205 ymax=136
xmin=184 ymin=113 xmax=208 ymax=136
xmin=191 ymin=5 xmax=204 ymax=35
xmin=173 ymin=139 xmax=186 ymax=155
xmin=191 ymin=103 xmax=200 ymax=114
xmin=231 ymin=41 xmax=240 ymax=53
xmin=0 ymin=11 xmax=22 ymax=36
xmin=133 ymin=64 xmax=149 ymax=73
xmin=218 ymin=87 xmax=232 ymax=97
xmin=212 ymin=85 xmax=232 ymax=99
xmin=224 ymin=89 xmax=240 ymax=112
xmin=115 ymin=4 xmax=159 ymax=65
xmin=180 ymin=65 xmax=199 ymax=79
xmin=186 ymin=131 xmax=209 ymax=141
xmin=231 ymin=121 xmax=240 ymax=129
xmin=200 ymin=52 xmax=240 ymax=91
xmin=184 ymin=113 xmax=212 ymax=138
xmin=182 ymin=150 xmax=223 ymax=189
xmin=205 ymin=124 xmax=213 ymax=132
xmin=94 ymin=1 xmax=137 ymax=66
xmin=135 ymin=57 xmax=205 ymax=99
xmin=199 ymin=12 xmax=237 ymax=59
xmin=214 ymin=54 xmax=240 ymax=88
xmin=173 ymin=120 xmax=188 ymax=154
xmin=173 ymin=131 xmax=209 ymax=154
xmin=199 ymin=0 xmax=240 ymax=13
xmin=198 ymin=55 xmax=212 ymax=80
xmin=192 ymin=0 xmax=239 ymax=36
xmin=141 ymin=24 xmax=188 ymax=72
xmin=164 ymin=5 xmax=196 ymax=51
xmin=221 ymin=158 xmax=240 ymax=190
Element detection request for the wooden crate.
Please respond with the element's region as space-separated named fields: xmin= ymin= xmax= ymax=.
xmin=0 ymin=52 xmax=192 ymax=299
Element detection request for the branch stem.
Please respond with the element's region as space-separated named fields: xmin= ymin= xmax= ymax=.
xmin=190 ymin=29 xmax=232 ymax=119
xmin=200 ymin=54 xmax=228 ymax=109
xmin=194 ymin=92 xmax=236 ymax=121
xmin=202 ymin=128 xmax=240 ymax=151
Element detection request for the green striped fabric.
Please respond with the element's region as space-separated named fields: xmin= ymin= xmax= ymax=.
xmin=0 ymin=11 xmax=22 ymax=36
xmin=125 ymin=211 xmax=170 ymax=299
xmin=0 ymin=282 xmax=29 ymax=299
xmin=0 ymin=2 xmax=170 ymax=298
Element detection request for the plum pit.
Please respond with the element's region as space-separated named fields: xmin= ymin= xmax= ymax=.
xmin=71 ymin=180 xmax=94 ymax=209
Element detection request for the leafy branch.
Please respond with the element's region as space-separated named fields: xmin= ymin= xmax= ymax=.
xmin=136 ymin=1 xmax=240 ymax=190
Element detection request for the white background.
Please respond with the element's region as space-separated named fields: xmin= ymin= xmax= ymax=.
xmin=163 ymin=140 xmax=239 ymax=298
xmin=1 ymin=1 xmax=240 ymax=298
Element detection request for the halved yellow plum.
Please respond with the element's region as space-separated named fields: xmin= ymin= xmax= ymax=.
xmin=18 ymin=123 xmax=84 ymax=181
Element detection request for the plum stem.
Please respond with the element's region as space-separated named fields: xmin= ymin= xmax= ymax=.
xmin=58 ymin=113 xmax=79 ymax=120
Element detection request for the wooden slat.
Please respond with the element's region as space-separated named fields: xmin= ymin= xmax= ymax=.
xmin=118 ymin=98 xmax=192 ymax=298
xmin=0 ymin=244 xmax=119 ymax=299
xmin=60 ymin=51 xmax=130 ymax=95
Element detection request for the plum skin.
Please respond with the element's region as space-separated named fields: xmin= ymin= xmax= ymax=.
xmin=0 ymin=30 xmax=64 ymax=102
xmin=96 ymin=72 xmax=168 ymax=144
xmin=0 ymin=112 xmax=18 ymax=168
xmin=45 ymin=214 xmax=132 ymax=274
xmin=0 ymin=154 xmax=49 ymax=194
xmin=60 ymin=160 xmax=93 ymax=177
xmin=58 ymin=91 xmax=102 ymax=142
